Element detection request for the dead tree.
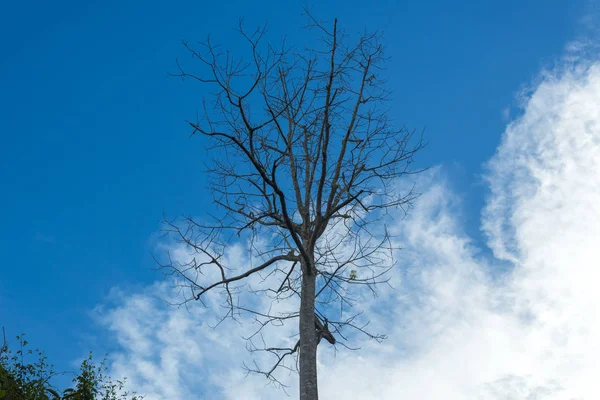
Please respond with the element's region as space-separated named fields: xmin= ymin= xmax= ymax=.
xmin=163 ymin=13 xmax=424 ymax=400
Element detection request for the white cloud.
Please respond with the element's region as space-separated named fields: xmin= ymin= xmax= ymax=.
xmin=95 ymin=59 xmax=600 ymax=399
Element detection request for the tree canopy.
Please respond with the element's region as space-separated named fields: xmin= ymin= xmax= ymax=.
xmin=0 ymin=332 xmax=142 ymax=400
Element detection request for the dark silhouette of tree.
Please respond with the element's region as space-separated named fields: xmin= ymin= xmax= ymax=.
xmin=163 ymin=12 xmax=424 ymax=400
xmin=0 ymin=331 xmax=142 ymax=400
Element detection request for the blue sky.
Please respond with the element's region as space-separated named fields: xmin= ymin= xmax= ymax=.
xmin=1 ymin=0 xmax=598 ymax=398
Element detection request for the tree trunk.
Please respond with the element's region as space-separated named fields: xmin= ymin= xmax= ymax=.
xmin=299 ymin=259 xmax=318 ymax=400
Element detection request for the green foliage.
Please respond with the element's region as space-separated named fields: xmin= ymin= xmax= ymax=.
xmin=0 ymin=334 xmax=58 ymax=400
xmin=0 ymin=334 xmax=142 ymax=400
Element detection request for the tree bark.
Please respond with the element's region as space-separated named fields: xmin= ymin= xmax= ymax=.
xmin=299 ymin=259 xmax=318 ymax=400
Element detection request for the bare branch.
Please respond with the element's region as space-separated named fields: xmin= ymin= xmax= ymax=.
xmin=162 ymin=12 xmax=425 ymax=397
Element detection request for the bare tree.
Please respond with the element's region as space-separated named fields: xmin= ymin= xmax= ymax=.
xmin=162 ymin=13 xmax=424 ymax=400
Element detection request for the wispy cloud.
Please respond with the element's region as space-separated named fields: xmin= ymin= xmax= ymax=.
xmin=94 ymin=56 xmax=600 ymax=399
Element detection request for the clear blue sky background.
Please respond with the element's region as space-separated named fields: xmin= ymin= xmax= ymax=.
xmin=0 ymin=0 xmax=584 ymax=388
